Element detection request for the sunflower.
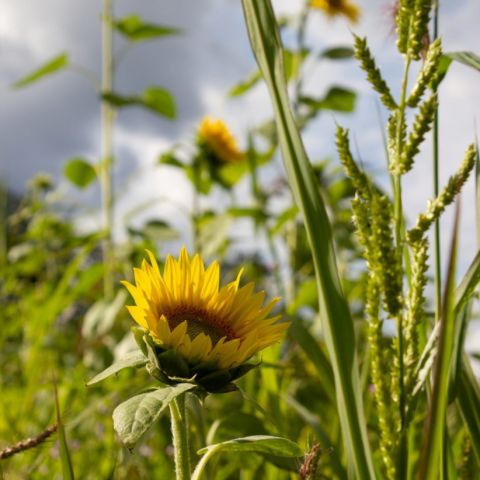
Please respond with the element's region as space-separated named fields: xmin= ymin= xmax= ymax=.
xmin=310 ymin=0 xmax=360 ymax=23
xmin=122 ymin=248 xmax=287 ymax=390
xmin=197 ymin=116 xmax=245 ymax=164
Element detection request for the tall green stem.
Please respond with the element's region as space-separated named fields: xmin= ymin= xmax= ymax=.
xmin=170 ymin=395 xmax=191 ymax=480
xmin=432 ymin=0 xmax=441 ymax=322
xmin=394 ymin=58 xmax=411 ymax=434
xmin=101 ymin=0 xmax=115 ymax=300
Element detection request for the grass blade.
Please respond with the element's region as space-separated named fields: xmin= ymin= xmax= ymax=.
xmin=419 ymin=204 xmax=459 ymax=479
xmin=457 ymin=356 xmax=480 ymax=464
xmin=53 ymin=379 xmax=75 ymax=480
xmin=240 ymin=1 xmax=374 ymax=477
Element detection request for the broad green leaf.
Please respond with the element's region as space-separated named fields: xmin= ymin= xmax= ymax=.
xmin=64 ymin=158 xmax=97 ymax=188
xmin=419 ymin=206 xmax=459 ymax=479
xmin=229 ymin=71 xmax=262 ymax=97
xmin=446 ymin=51 xmax=480 ymax=72
xmin=113 ymin=383 xmax=195 ymax=449
xmin=320 ymin=46 xmax=355 ymax=60
xmin=193 ymin=435 xmax=303 ymax=480
xmin=114 ymin=15 xmax=181 ymax=42
xmin=301 ymin=86 xmax=356 ymax=114
xmin=12 ymin=52 xmax=68 ymax=88
xmin=197 ymin=435 xmax=303 ymax=457
xmin=141 ymin=87 xmax=176 ymax=118
xmin=102 ymin=87 xmax=176 ymax=119
xmin=87 ymin=350 xmax=147 ymax=386
xmin=158 ymin=152 xmax=184 ymax=168
xmin=240 ymin=1 xmax=375 ymax=477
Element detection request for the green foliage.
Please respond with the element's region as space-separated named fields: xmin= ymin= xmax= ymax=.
xmin=114 ymin=15 xmax=181 ymax=42
xmin=113 ymin=384 xmax=196 ymax=449
xmin=102 ymin=86 xmax=176 ymax=118
xmin=3 ymin=1 xmax=480 ymax=479
xmin=64 ymin=157 xmax=97 ymax=188
xmin=12 ymin=52 xmax=69 ymax=88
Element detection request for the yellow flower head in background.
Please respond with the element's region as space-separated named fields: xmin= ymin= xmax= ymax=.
xmin=310 ymin=0 xmax=360 ymax=23
xmin=198 ymin=116 xmax=245 ymax=164
xmin=123 ymin=248 xmax=287 ymax=375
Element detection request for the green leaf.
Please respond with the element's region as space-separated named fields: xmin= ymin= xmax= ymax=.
xmin=301 ymin=86 xmax=356 ymax=113
xmin=158 ymin=152 xmax=184 ymax=168
xmin=454 ymin=249 xmax=480 ymax=313
xmin=320 ymin=46 xmax=355 ymax=60
xmin=64 ymin=158 xmax=97 ymax=188
xmin=457 ymin=356 xmax=480 ymax=464
xmin=87 ymin=350 xmax=147 ymax=386
xmin=53 ymin=380 xmax=75 ymax=480
xmin=102 ymin=87 xmax=176 ymax=119
xmin=141 ymin=87 xmax=176 ymax=118
xmin=114 ymin=15 xmax=181 ymax=42
xmin=229 ymin=70 xmax=262 ymax=97
xmin=193 ymin=435 xmax=303 ymax=480
xmin=446 ymin=51 xmax=480 ymax=72
xmin=419 ymin=205 xmax=459 ymax=479
xmin=197 ymin=435 xmax=303 ymax=457
xmin=113 ymin=383 xmax=195 ymax=449
xmin=240 ymin=1 xmax=375 ymax=477
xmin=12 ymin=52 xmax=68 ymax=88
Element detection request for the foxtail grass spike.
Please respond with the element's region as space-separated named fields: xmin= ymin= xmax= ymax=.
xmin=408 ymin=0 xmax=433 ymax=61
xmin=387 ymin=112 xmax=407 ymax=173
xmin=396 ymin=94 xmax=438 ymax=175
xmin=354 ymin=35 xmax=397 ymax=110
xmin=336 ymin=126 xmax=371 ymax=198
xmin=407 ymin=38 xmax=442 ymax=107
xmin=366 ymin=276 xmax=398 ymax=479
xmin=407 ymin=144 xmax=476 ymax=243
xmin=371 ymin=195 xmax=403 ymax=317
xmin=404 ymin=238 xmax=429 ymax=395
xmin=396 ymin=0 xmax=415 ymax=54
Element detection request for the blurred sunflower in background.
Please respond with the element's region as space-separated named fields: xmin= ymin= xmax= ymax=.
xmin=310 ymin=0 xmax=360 ymax=23
xmin=197 ymin=116 xmax=245 ymax=164
xmin=122 ymin=247 xmax=288 ymax=391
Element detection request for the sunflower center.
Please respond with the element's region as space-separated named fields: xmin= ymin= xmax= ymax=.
xmin=168 ymin=311 xmax=233 ymax=344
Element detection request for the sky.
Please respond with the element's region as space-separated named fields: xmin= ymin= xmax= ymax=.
xmin=1 ymin=0 xmax=480 ymax=350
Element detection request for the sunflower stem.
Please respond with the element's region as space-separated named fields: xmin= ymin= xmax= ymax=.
xmin=170 ymin=394 xmax=191 ymax=480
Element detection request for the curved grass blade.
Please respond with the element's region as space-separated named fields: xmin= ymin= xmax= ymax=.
xmin=240 ymin=1 xmax=374 ymax=477
xmin=419 ymin=204 xmax=459 ymax=479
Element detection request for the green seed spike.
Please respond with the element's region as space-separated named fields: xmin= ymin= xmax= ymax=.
xmin=396 ymin=0 xmax=415 ymax=54
xmin=407 ymin=38 xmax=442 ymax=108
xmin=407 ymin=144 xmax=476 ymax=243
xmin=404 ymin=238 xmax=429 ymax=396
xmin=371 ymin=194 xmax=404 ymax=317
xmin=353 ymin=35 xmax=398 ymax=110
xmin=366 ymin=276 xmax=398 ymax=480
xmin=336 ymin=126 xmax=372 ymax=199
xmin=396 ymin=94 xmax=438 ymax=175
xmin=408 ymin=0 xmax=433 ymax=61
xmin=387 ymin=112 xmax=407 ymax=173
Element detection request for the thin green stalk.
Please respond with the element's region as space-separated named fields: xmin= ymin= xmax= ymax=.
xmin=101 ymin=0 xmax=115 ymax=300
xmin=170 ymin=395 xmax=191 ymax=480
xmin=394 ymin=58 xmax=411 ymax=435
xmin=432 ymin=0 xmax=442 ymax=322
xmin=392 ymin=56 xmax=413 ymax=480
